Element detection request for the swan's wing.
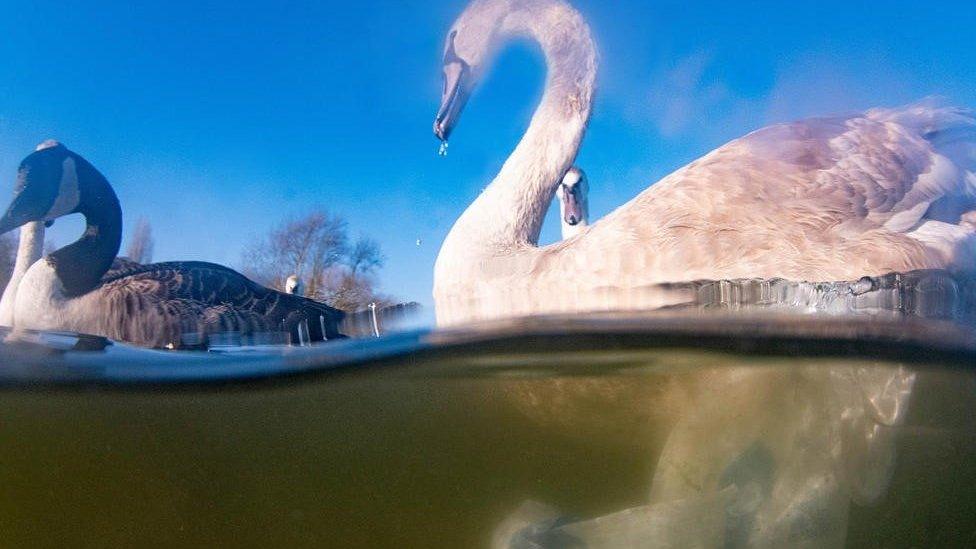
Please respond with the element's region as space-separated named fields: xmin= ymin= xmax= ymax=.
xmin=578 ymin=103 xmax=975 ymax=282
xmin=94 ymin=261 xmax=345 ymax=346
xmin=734 ymin=104 xmax=976 ymax=233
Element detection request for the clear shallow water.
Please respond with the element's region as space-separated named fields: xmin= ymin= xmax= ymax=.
xmin=0 ymin=312 xmax=975 ymax=547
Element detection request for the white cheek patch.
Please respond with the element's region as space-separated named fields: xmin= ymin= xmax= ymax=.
xmin=45 ymin=157 xmax=81 ymax=220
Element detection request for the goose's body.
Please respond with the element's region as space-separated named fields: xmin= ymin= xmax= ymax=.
xmin=0 ymin=142 xmax=344 ymax=348
xmin=432 ymin=0 xmax=976 ymax=325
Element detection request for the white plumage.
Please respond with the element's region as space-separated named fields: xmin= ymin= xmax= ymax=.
xmin=0 ymin=222 xmax=45 ymax=326
xmin=554 ymin=167 xmax=588 ymax=240
xmin=432 ymin=0 xmax=976 ymax=325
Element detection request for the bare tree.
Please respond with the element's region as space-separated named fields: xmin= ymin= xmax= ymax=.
xmin=243 ymin=210 xmax=347 ymax=298
xmin=242 ymin=209 xmax=388 ymax=310
xmin=347 ymin=237 xmax=384 ymax=276
xmin=125 ymin=218 xmax=155 ymax=264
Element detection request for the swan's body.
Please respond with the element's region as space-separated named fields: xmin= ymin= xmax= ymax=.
xmin=433 ymin=0 xmax=976 ymax=325
xmin=554 ymin=167 xmax=588 ymax=239
xmin=0 ymin=142 xmax=345 ymax=348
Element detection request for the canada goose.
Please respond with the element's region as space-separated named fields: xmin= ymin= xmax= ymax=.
xmin=0 ymin=141 xmax=345 ymax=348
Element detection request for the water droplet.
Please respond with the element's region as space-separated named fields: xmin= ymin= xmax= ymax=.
xmin=438 ymin=140 xmax=449 ymax=156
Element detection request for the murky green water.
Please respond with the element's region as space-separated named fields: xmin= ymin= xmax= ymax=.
xmin=0 ymin=328 xmax=974 ymax=547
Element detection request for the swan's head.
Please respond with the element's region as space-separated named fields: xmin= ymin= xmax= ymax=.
xmin=433 ymin=0 xmax=595 ymax=143
xmin=434 ymin=1 xmax=510 ymax=141
xmin=436 ymin=0 xmax=563 ymax=141
xmin=0 ymin=140 xmax=88 ymax=235
xmin=284 ymin=274 xmax=304 ymax=296
xmin=554 ymin=167 xmax=588 ymax=227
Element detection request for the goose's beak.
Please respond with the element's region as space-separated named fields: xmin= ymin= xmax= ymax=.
xmin=0 ymin=180 xmax=54 ymax=235
xmin=0 ymin=206 xmax=27 ymax=235
xmin=434 ymin=62 xmax=471 ymax=142
xmin=0 ymin=182 xmax=54 ymax=235
xmin=0 ymin=217 xmax=15 ymax=235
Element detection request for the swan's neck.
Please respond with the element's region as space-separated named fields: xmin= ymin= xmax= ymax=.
xmin=560 ymin=217 xmax=587 ymax=240
xmin=0 ymin=222 xmax=45 ymax=325
xmin=48 ymin=176 xmax=122 ymax=298
xmin=438 ymin=3 xmax=596 ymax=267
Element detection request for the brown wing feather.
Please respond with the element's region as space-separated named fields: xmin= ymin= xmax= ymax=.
xmin=87 ymin=261 xmax=344 ymax=348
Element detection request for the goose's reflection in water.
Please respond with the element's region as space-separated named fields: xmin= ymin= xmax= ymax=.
xmin=491 ymin=360 xmax=916 ymax=548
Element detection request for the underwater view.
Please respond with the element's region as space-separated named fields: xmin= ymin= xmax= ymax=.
xmin=2 ymin=0 xmax=976 ymax=547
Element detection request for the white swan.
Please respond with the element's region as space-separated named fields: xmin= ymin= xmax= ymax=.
xmin=432 ymin=0 xmax=976 ymax=325
xmin=0 ymin=141 xmax=346 ymax=348
xmin=554 ymin=167 xmax=588 ymax=239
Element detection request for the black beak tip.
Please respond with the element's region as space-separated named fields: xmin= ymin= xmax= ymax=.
xmin=434 ymin=120 xmax=450 ymax=142
xmin=567 ymin=216 xmax=579 ymax=226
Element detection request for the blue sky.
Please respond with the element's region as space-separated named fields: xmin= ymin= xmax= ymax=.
xmin=1 ymin=0 xmax=974 ymax=308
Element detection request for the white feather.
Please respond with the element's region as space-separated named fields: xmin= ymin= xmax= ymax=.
xmin=433 ymin=0 xmax=976 ymax=325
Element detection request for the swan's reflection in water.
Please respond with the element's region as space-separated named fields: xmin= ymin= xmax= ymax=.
xmin=491 ymin=360 xmax=916 ymax=548
xmin=0 ymin=319 xmax=973 ymax=547
xmin=438 ymin=269 xmax=976 ymax=327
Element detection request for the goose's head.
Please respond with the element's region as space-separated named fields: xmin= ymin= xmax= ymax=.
xmin=555 ymin=167 xmax=588 ymax=227
xmin=0 ymin=140 xmax=86 ymax=235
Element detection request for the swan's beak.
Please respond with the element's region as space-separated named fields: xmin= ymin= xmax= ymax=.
xmin=563 ymin=194 xmax=583 ymax=226
xmin=434 ymin=62 xmax=471 ymax=142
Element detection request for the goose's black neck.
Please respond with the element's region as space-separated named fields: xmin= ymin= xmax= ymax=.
xmin=47 ymin=158 xmax=122 ymax=297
